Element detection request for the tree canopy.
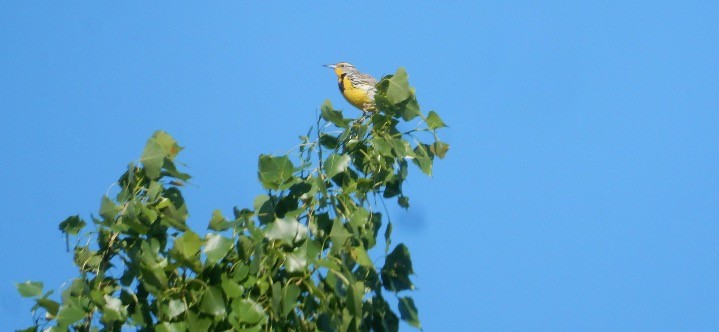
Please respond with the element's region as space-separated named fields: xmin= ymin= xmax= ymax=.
xmin=17 ymin=68 xmax=448 ymax=331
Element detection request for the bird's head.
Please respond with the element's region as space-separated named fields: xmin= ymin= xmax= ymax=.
xmin=324 ymin=62 xmax=358 ymax=77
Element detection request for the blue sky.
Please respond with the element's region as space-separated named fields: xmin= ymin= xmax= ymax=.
xmin=1 ymin=2 xmax=718 ymax=330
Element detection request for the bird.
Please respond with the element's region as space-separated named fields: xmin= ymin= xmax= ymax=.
xmin=324 ymin=62 xmax=378 ymax=112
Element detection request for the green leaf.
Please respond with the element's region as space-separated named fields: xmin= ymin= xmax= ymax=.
xmin=231 ymin=298 xmax=265 ymax=325
xmin=390 ymin=138 xmax=411 ymax=158
xmin=350 ymin=245 xmax=373 ymax=268
xmin=163 ymin=158 xmax=191 ymax=181
xmin=186 ymin=311 xmax=213 ymax=331
xmin=398 ymin=297 xmax=421 ymax=328
xmin=319 ymin=133 xmax=339 ymax=149
xmin=426 ymin=110 xmax=447 ymax=130
xmin=221 ymin=275 xmax=245 ymax=299
xmin=156 ymin=322 xmax=187 ymax=332
xmin=271 ymin=282 xmax=282 ymax=316
xmin=400 ymin=96 xmax=421 ymax=121
xmin=383 ymin=177 xmax=401 ymax=198
xmin=165 ymin=299 xmax=187 ymax=319
xmin=329 ymin=218 xmax=351 ymax=247
xmin=348 ymin=207 xmax=370 ymax=230
xmin=412 ymin=144 xmax=433 ymax=176
xmin=204 ymin=233 xmax=233 ymax=265
xmin=99 ymin=196 xmax=120 ymax=221
xmin=233 ymin=264 xmax=250 ymax=283
xmin=265 ymin=217 xmax=308 ymax=245
xmin=171 ymin=230 xmax=204 ymax=261
xmin=430 ymin=141 xmax=450 ymax=159
xmin=285 ymin=252 xmax=308 ymax=273
xmin=321 ymin=100 xmax=350 ymax=129
xmin=36 ymin=297 xmax=60 ymax=316
xmin=258 ymin=154 xmax=295 ymax=190
xmin=200 ymin=286 xmax=226 ymax=316
xmin=347 ymin=281 xmax=365 ymax=317
xmin=253 ymin=194 xmax=275 ymax=224
xmin=73 ymin=246 xmax=102 ymax=272
xmin=325 ymin=154 xmax=350 ymax=178
xmin=208 ymin=209 xmax=232 ymax=231
xmin=56 ymin=303 xmax=85 ymax=326
xmin=16 ymin=281 xmax=43 ymax=298
xmin=103 ymin=294 xmax=127 ymax=321
xmin=381 ymin=244 xmax=415 ymax=292
xmin=160 ymin=187 xmax=189 ymax=231
xmin=58 ymin=215 xmax=85 ymax=235
xmin=398 ymin=196 xmax=410 ymax=209
xmin=141 ymin=131 xmax=182 ymax=179
xmin=385 ymin=68 xmax=412 ymax=104
xmin=282 ymin=284 xmax=301 ymax=317
xmin=372 ymin=137 xmax=393 ymax=156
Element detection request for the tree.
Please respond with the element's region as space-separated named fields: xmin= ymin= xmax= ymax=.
xmin=17 ymin=68 xmax=448 ymax=331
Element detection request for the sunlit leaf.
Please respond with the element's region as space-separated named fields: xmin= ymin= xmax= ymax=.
xmin=103 ymin=294 xmax=127 ymax=321
xmin=56 ymin=304 xmax=85 ymax=326
xmin=208 ymin=209 xmax=231 ymax=231
xmin=231 ymin=298 xmax=264 ymax=325
xmin=350 ymin=246 xmax=373 ymax=268
xmin=16 ymin=281 xmax=42 ymax=298
xmin=265 ymin=218 xmax=308 ymax=245
xmin=171 ymin=230 xmax=203 ymax=261
xmin=99 ymin=196 xmax=120 ymax=221
xmin=165 ymin=299 xmax=186 ymax=319
xmin=285 ymin=252 xmax=307 ymax=273
xmin=430 ymin=141 xmax=450 ymax=159
xmin=204 ymin=233 xmax=233 ymax=264
xmin=426 ymin=110 xmax=447 ymax=129
xmin=325 ymin=154 xmax=350 ymax=178
xmin=141 ymin=131 xmax=182 ymax=180
xmin=258 ymin=155 xmax=295 ymax=190
xmin=412 ymin=144 xmax=433 ymax=176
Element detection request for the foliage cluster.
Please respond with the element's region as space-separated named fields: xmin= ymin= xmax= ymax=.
xmin=17 ymin=68 xmax=448 ymax=331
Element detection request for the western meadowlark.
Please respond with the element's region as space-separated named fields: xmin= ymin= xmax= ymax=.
xmin=324 ymin=62 xmax=378 ymax=112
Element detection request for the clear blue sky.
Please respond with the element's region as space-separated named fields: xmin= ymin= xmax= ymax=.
xmin=1 ymin=2 xmax=718 ymax=330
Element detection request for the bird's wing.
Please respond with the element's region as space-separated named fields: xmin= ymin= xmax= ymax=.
xmin=356 ymin=72 xmax=378 ymax=86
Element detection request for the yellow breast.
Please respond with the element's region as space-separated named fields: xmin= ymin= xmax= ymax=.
xmin=339 ymin=75 xmax=373 ymax=110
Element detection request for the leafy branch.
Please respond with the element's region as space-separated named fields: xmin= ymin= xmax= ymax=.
xmin=17 ymin=67 xmax=448 ymax=331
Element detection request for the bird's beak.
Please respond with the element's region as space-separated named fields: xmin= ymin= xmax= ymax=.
xmin=323 ymin=64 xmax=336 ymax=69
